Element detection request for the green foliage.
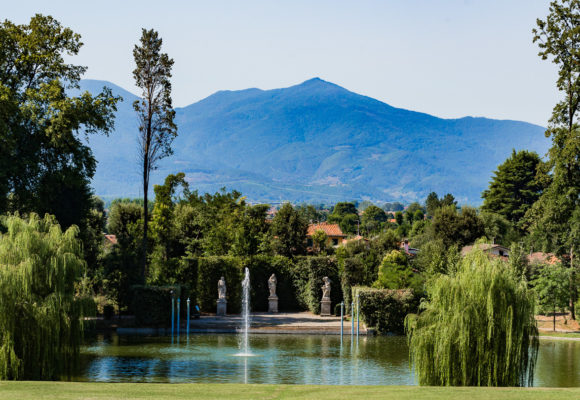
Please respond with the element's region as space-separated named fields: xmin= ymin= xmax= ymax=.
xmin=414 ymin=239 xmax=459 ymax=277
xmin=196 ymin=256 xmax=243 ymax=313
xmin=360 ymin=205 xmax=387 ymax=235
xmin=357 ymin=288 xmax=419 ymax=334
xmin=292 ymin=256 xmax=341 ymax=314
xmin=395 ymin=211 xmax=404 ymax=225
xmin=425 ymin=192 xmax=456 ymax=216
xmin=0 ymin=15 xmax=120 ymax=228
xmin=431 ymin=206 xmax=484 ymax=248
xmin=328 ymin=202 xmax=359 ymax=234
xmin=131 ymin=285 xmax=188 ymax=327
xmin=482 ymin=150 xmax=547 ymax=230
xmin=374 ymin=250 xmax=423 ymax=293
xmin=311 ymin=229 xmax=328 ymax=254
xmin=103 ymin=201 xmax=143 ymax=309
xmin=406 ymin=249 xmax=539 ymax=386
xmin=0 ymin=213 xmax=93 ymax=380
xmin=242 ymin=255 xmax=299 ymax=312
xmin=533 ymin=264 xmax=569 ymax=330
xmin=270 ymin=203 xmax=307 ymax=257
xmin=480 ymin=211 xmax=518 ymax=247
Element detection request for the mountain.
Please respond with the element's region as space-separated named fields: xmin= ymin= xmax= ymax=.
xmin=78 ymin=78 xmax=549 ymax=205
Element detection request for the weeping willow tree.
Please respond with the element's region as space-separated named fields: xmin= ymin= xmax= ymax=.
xmin=405 ymin=248 xmax=539 ymax=386
xmin=0 ymin=213 xmax=93 ymax=380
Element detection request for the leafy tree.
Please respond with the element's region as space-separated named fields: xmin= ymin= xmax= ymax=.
xmin=431 ymin=206 xmax=484 ymax=248
xmin=395 ymin=211 xmax=404 ymax=225
xmin=328 ymin=202 xmax=359 ymax=234
xmin=104 ymin=201 xmax=143 ymax=309
xmin=0 ymin=15 xmax=119 ymax=227
xmin=339 ymin=213 xmax=360 ymax=235
xmin=480 ymin=211 xmax=518 ymax=247
xmin=482 ymin=150 xmax=546 ymax=229
xmin=414 ymin=239 xmax=460 ymax=277
xmin=529 ymin=0 xmax=580 ymax=318
xmin=297 ymin=204 xmax=326 ymax=223
xmin=133 ymin=28 xmax=177 ymax=281
xmin=374 ymin=250 xmax=423 ymax=292
xmin=425 ymin=192 xmax=457 ymax=216
xmin=533 ymin=264 xmax=569 ymax=331
xmin=331 ymin=202 xmax=357 ymax=216
xmin=270 ymin=203 xmax=307 ymax=257
xmin=0 ymin=214 xmax=93 ymax=379
xmin=413 ymin=209 xmax=424 ymax=222
xmin=406 ymin=249 xmax=539 ymax=386
xmin=311 ymin=229 xmax=328 ymax=254
xmin=361 ymin=205 xmax=387 ymax=234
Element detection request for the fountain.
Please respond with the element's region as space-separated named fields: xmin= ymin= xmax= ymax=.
xmin=237 ymin=267 xmax=252 ymax=356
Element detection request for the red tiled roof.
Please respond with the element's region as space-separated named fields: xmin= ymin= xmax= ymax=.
xmin=527 ymin=252 xmax=560 ymax=265
xmin=307 ymin=222 xmax=346 ymax=237
xmin=104 ymin=234 xmax=118 ymax=245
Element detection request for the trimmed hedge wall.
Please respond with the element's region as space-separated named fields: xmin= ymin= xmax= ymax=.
xmin=131 ymin=285 xmax=189 ymax=327
xmin=294 ymin=256 xmax=342 ymax=314
xmin=356 ymin=287 xmax=420 ymax=334
xmin=135 ymin=255 xmax=344 ymax=318
xmin=242 ymin=255 xmax=299 ymax=312
xmin=197 ymin=256 xmax=243 ymax=314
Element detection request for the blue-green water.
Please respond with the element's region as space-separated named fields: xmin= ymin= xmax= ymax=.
xmin=76 ymin=334 xmax=580 ymax=386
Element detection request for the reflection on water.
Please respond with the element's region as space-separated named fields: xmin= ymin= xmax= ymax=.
xmin=77 ymin=334 xmax=580 ymax=386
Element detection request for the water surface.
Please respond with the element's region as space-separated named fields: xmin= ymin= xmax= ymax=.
xmin=77 ymin=334 xmax=580 ymax=386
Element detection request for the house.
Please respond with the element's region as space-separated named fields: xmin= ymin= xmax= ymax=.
xmin=103 ymin=234 xmax=118 ymax=247
xmin=306 ymin=222 xmax=347 ymax=249
xmin=461 ymin=243 xmax=510 ymax=258
xmin=400 ymin=239 xmax=419 ymax=256
xmin=527 ymin=252 xmax=560 ymax=266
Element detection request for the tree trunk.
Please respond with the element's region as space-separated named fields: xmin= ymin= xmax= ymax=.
xmin=141 ymin=152 xmax=149 ymax=283
xmin=553 ymin=304 xmax=556 ymax=331
xmin=571 ymin=245 xmax=576 ymax=320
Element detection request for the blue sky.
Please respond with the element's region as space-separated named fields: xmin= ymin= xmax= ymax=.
xmin=6 ymin=0 xmax=557 ymax=126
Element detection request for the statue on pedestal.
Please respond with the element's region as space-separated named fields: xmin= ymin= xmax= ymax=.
xmin=320 ymin=276 xmax=332 ymax=316
xmin=321 ymin=276 xmax=331 ymax=300
xmin=268 ymin=274 xmax=277 ymax=297
xmin=217 ymin=276 xmax=227 ymax=316
xmin=268 ymin=273 xmax=279 ymax=313
xmin=218 ymin=276 xmax=226 ymax=299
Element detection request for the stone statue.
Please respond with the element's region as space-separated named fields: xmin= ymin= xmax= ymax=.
xmin=218 ymin=276 xmax=226 ymax=299
xmin=268 ymin=274 xmax=277 ymax=297
xmin=321 ymin=276 xmax=331 ymax=300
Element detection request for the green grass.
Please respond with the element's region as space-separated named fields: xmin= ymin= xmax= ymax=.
xmin=0 ymin=382 xmax=579 ymax=400
xmin=539 ymin=331 xmax=580 ymax=339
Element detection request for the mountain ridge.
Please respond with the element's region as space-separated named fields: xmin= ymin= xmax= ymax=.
xmin=78 ymin=78 xmax=548 ymax=205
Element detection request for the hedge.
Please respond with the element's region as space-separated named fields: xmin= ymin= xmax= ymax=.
xmin=356 ymin=287 xmax=420 ymax=334
xmin=197 ymin=256 xmax=243 ymax=313
xmin=131 ymin=285 xmax=189 ymax=327
xmin=294 ymin=256 xmax=342 ymax=314
xmin=242 ymin=255 xmax=299 ymax=312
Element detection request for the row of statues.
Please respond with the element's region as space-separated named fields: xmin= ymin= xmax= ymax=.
xmin=216 ymin=274 xmax=332 ymax=315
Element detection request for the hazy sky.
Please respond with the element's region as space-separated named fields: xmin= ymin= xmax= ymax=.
xmin=6 ymin=0 xmax=558 ymax=126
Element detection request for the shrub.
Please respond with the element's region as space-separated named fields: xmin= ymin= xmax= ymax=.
xmin=131 ymin=285 xmax=188 ymax=327
xmin=242 ymin=255 xmax=299 ymax=312
xmin=293 ymin=256 xmax=342 ymax=314
xmin=197 ymin=256 xmax=243 ymax=313
xmin=356 ymin=287 xmax=419 ymax=334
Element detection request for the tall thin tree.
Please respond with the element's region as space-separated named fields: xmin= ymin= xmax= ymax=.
xmin=133 ymin=29 xmax=177 ymax=281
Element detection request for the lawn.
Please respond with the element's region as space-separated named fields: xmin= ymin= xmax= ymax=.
xmin=0 ymin=382 xmax=579 ymax=400
xmin=539 ymin=331 xmax=580 ymax=339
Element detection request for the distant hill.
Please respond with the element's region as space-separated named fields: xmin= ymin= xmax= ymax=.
xmin=78 ymin=78 xmax=549 ymax=205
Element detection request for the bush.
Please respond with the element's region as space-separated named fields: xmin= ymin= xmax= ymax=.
xmin=242 ymin=255 xmax=300 ymax=312
xmin=197 ymin=256 xmax=243 ymax=313
xmin=292 ymin=256 xmax=342 ymax=314
xmin=356 ymin=287 xmax=419 ymax=334
xmin=131 ymin=285 xmax=188 ymax=327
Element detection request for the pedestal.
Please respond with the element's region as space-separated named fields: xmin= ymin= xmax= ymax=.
xmin=320 ymin=298 xmax=331 ymax=317
xmin=268 ymin=295 xmax=278 ymax=313
xmin=216 ymin=299 xmax=227 ymax=316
